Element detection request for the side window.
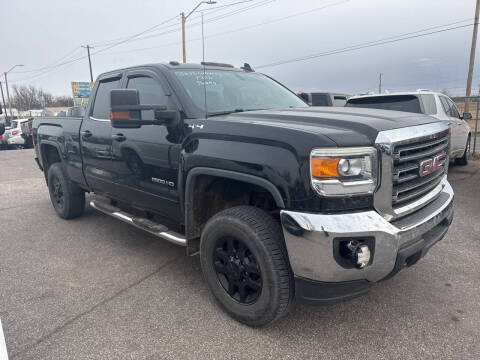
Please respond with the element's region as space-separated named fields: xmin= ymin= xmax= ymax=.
xmin=446 ymin=98 xmax=460 ymax=118
xmin=127 ymin=76 xmax=168 ymax=120
xmin=439 ymin=96 xmax=452 ymax=116
xmin=92 ymin=78 xmax=121 ymax=119
xmin=420 ymin=94 xmax=437 ymax=115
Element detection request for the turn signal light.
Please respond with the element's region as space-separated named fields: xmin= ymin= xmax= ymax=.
xmin=110 ymin=110 xmax=130 ymax=120
xmin=310 ymin=157 xmax=339 ymax=178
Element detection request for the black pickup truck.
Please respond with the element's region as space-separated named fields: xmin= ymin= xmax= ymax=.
xmin=33 ymin=62 xmax=454 ymax=326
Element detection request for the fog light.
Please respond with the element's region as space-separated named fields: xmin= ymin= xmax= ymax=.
xmin=346 ymin=240 xmax=371 ymax=269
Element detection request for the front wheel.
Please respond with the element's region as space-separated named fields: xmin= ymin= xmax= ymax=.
xmin=455 ymin=134 xmax=470 ymax=166
xmin=200 ymin=206 xmax=294 ymax=327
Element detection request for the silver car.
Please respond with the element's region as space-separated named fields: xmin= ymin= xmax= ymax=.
xmin=346 ymin=91 xmax=472 ymax=165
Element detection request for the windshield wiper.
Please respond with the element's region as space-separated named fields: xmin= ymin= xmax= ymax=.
xmin=207 ymin=109 xmax=246 ymax=117
xmin=207 ymin=108 xmax=267 ymax=117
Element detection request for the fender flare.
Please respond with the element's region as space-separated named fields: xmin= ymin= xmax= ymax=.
xmin=185 ymin=167 xmax=285 ymax=210
xmin=184 ymin=167 xmax=285 ymax=245
xmin=39 ymin=140 xmax=64 ymax=168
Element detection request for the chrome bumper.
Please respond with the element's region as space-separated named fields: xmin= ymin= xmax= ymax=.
xmin=281 ymin=179 xmax=454 ymax=283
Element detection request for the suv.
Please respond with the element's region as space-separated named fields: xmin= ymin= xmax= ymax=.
xmin=346 ymin=91 xmax=472 ymax=165
xmin=299 ymin=92 xmax=350 ymax=107
xmin=6 ymin=118 xmax=31 ymax=149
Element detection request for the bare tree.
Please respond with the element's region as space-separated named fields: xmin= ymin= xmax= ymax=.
xmin=11 ymin=85 xmax=73 ymax=111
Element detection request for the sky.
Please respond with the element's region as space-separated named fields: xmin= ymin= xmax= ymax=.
xmin=0 ymin=0 xmax=479 ymax=97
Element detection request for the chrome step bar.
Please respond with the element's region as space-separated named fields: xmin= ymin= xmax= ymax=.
xmin=89 ymin=200 xmax=187 ymax=247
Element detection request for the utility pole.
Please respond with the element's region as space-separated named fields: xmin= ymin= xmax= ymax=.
xmin=465 ymin=0 xmax=480 ymax=112
xmin=378 ymin=73 xmax=383 ymax=94
xmin=4 ymin=73 xmax=13 ymax=121
xmin=181 ymin=12 xmax=186 ymax=63
xmin=0 ymin=81 xmax=7 ymax=117
xmin=181 ymin=1 xmax=216 ymax=63
xmin=82 ymin=45 xmax=94 ymax=83
xmin=3 ymin=64 xmax=24 ymax=122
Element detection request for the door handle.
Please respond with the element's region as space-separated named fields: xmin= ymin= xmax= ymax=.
xmin=112 ymin=133 xmax=126 ymax=142
xmin=80 ymin=130 xmax=92 ymax=138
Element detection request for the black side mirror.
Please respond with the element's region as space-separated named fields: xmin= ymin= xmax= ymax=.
xmin=110 ymin=89 xmax=142 ymax=128
xmin=110 ymin=89 xmax=175 ymax=128
xmin=462 ymin=112 xmax=472 ymax=120
xmin=0 ymin=123 xmax=4 ymax=136
xmin=154 ymin=110 xmax=181 ymax=127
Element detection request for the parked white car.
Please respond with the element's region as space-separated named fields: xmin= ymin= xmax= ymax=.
xmin=6 ymin=118 xmax=31 ymax=149
xmin=346 ymin=91 xmax=472 ymax=165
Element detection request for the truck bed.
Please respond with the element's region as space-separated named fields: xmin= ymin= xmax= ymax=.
xmin=33 ymin=116 xmax=86 ymax=187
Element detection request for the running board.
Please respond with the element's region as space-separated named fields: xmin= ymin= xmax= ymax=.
xmin=89 ymin=200 xmax=187 ymax=247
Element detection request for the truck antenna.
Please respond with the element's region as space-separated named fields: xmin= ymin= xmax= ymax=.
xmin=201 ymin=11 xmax=208 ymax=119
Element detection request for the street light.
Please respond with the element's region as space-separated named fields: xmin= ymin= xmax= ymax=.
xmin=4 ymin=64 xmax=24 ymax=122
xmin=181 ymin=1 xmax=216 ymax=63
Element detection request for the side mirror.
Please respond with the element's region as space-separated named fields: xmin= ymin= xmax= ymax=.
xmin=110 ymin=89 xmax=174 ymax=128
xmin=0 ymin=123 xmax=4 ymax=136
xmin=110 ymin=89 xmax=142 ymax=128
xmin=462 ymin=112 xmax=472 ymax=120
xmin=154 ymin=109 xmax=181 ymax=127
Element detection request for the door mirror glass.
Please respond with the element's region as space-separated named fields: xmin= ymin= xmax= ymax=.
xmin=110 ymin=89 xmax=143 ymax=128
xmin=462 ymin=112 xmax=472 ymax=120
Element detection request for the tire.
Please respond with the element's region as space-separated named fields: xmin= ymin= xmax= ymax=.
xmin=47 ymin=163 xmax=85 ymax=219
xmin=455 ymin=134 xmax=470 ymax=166
xmin=200 ymin=206 xmax=294 ymax=327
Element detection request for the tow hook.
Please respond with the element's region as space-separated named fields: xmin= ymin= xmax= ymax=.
xmin=346 ymin=240 xmax=371 ymax=269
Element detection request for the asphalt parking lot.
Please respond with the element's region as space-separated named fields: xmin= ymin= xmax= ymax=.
xmin=0 ymin=149 xmax=479 ymax=360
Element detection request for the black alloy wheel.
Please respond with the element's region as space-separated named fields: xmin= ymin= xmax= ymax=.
xmin=214 ymin=236 xmax=262 ymax=304
xmin=200 ymin=206 xmax=294 ymax=326
xmin=51 ymin=175 xmax=65 ymax=211
xmin=47 ymin=163 xmax=85 ymax=219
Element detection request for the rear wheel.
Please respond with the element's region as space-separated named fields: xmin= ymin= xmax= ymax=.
xmin=455 ymin=134 xmax=470 ymax=166
xmin=47 ymin=163 xmax=85 ymax=219
xmin=200 ymin=206 xmax=293 ymax=327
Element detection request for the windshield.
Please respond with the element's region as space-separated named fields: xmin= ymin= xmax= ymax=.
xmin=173 ymin=69 xmax=308 ymax=115
xmin=346 ymin=95 xmax=422 ymax=113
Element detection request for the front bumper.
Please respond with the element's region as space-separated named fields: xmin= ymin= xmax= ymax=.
xmin=281 ymin=179 xmax=454 ymax=303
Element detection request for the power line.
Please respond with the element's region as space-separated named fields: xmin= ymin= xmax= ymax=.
xmin=256 ymin=22 xmax=474 ymax=69
xmin=11 ymin=0 xmax=274 ymax=82
xmin=11 ymin=47 xmax=82 ymax=74
xmin=89 ymin=0 xmax=267 ymax=48
xmin=10 ymin=0 xmax=277 ymax=83
xmin=93 ymin=0 xmax=351 ymax=57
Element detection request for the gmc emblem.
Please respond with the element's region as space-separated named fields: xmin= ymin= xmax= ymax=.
xmin=419 ymin=154 xmax=445 ymax=177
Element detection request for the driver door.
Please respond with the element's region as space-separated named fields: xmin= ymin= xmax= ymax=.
xmin=109 ymin=68 xmax=183 ymax=221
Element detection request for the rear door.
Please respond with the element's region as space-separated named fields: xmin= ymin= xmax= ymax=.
xmin=80 ymin=74 xmax=122 ymax=196
xmin=109 ymin=68 xmax=183 ymax=221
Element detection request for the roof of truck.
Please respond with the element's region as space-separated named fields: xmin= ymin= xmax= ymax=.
xmin=100 ymin=62 xmax=248 ymax=76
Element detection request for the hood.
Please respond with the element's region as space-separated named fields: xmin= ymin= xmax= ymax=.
xmin=223 ymin=107 xmax=441 ymax=147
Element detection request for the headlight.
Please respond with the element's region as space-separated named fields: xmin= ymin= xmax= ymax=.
xmin=310 ymin=147 xmax=378 ymax=196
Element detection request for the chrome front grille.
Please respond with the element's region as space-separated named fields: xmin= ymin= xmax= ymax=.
xmin=391 ymin=134 xmax=448 ymax=208
xmin=374 ymin=122 xmax=450 ymax=221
